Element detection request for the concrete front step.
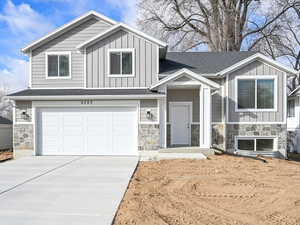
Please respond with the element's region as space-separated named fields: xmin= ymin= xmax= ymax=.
xmin=138 ymin=150 xmax=208 ymax=161
xmin=159 ymin=147 xmax=215 ymax=156
xmin=158 ymin=153 xmax=206 ymax=160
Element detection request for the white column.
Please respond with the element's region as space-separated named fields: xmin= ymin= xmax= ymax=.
xmin=158 ymin=86 xmax=167 ymax=148
xmin=199 ymin=85 xmax=212 ymax=148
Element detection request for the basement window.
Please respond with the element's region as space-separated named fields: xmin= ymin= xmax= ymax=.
xmin=236 ymin=137 xmax=275 ymax=151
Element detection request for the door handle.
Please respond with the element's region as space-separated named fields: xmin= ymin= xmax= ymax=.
xmin=187 ymin=123 xmax=190 ymax=128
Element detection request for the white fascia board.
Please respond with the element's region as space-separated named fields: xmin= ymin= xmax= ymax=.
xmin=218 ymin=53 xmax=298 ymax=76
xmin=151 ymin=68 xmax=220 ymax=90
xmin=288 ymin=86 xmax=300 ymax=96
xmin=77 ymin=23 xmax=167 ymax=50
xmin=8 ymin=94 xmax=166 ymax=101
xmin=21 ymin=11 xmax=117 ymax=53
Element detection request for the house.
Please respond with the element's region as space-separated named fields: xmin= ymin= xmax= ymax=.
xmin=287 ymin=86 xmax=300 ymax=153
xmin=0 ymin=116 xmax=12 ymax=150
xmin=8 ymin=11 xmax=298 ymax=159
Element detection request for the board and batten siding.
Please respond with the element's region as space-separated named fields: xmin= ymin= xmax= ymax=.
xmin=86 ymin=30 xmax=159 ymax=88
xmin=227 ymin=60 xmax=285 ymax=123
xmin=211 ymin=78 xmax=224 ymax=123
xmin=31 ymin=17 xmax=112 ymax=88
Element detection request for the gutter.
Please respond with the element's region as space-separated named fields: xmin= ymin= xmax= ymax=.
xmin=8 ymin=94 xmax=166 ymax=101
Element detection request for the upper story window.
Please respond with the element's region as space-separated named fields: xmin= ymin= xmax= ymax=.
xmin=236 ymin=76 xmax=277 ymax=111
xmin=288 ymin=99 xmax=295 ymax=117
xmin=46 ymin=52 xmax=71 ymax=79
xmin=108 ymin=49 xmax=134 ymax=77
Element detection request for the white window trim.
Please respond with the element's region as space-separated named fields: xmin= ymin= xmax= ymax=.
xmin=107 ymin=48 xmax=135 ymax=78
xmin=45 ymin=51 xmax=72 ymax=79
xmin=235 ymin=75 xmax=277 ymax=112
xmin=235 ymin=136 xmax=277 ymax=152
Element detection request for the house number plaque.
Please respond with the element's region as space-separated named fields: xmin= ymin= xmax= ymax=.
xmin=81 ymin=100 xmax=93 ymax=105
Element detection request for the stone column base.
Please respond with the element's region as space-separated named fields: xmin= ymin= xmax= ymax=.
xmin=14 ymin=150 xmax=34 ymax=159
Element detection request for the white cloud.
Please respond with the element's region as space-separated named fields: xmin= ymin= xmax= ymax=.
xmin=0 ymin=57 xmax=28 ymax=93
xmin=0 ymin=0 xmax=54 ymax=40
xmin=0 ymin=0 xmax=54 ymax=94
xmin=105 ymin=0 xmax=137 ymax=26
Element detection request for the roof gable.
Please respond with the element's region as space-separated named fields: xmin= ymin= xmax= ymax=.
xmin=218 ymin=53 xmax=297 ymax=76
xmin=289 ymin=86 xmax=300 ymax=97
xmin=22 ymin=11 xmax=117 ymax=53
xmin=77 ymin=23 xmax=167 ymax=50
xmin=151 ymin=68 xmax=220 ymax=90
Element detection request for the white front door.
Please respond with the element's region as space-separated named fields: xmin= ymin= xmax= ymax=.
xmin=37 ymin=107 xmax=138 ymax=156
xmin=170 ymin=102 xmax=191 ymax=145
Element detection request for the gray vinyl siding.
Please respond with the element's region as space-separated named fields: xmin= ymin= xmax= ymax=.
xmin=211 ymin=78 xmax=224 ymax=123
xmin=31 ymin=17 xmax=112 ymax=88
xmin=86 ymin=30 xmax=159 ymax=88
xmin=167 ymin=89 xmax=199 ymax=123
xmin=227 ymin=60 xmax=286 ymax=123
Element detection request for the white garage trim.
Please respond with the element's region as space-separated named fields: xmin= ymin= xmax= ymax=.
xmin=33 ymin=101 xmax=139 ymax=156
xmin=10 ymin=94 xmax=165 ymax=101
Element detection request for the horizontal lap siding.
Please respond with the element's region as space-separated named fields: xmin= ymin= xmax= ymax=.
xmin=32 ymin=17 xmax=112 ymax=88
xmin=228 ymin=60 xmax=285 ymax=123
xmin=86 ymin=30 xmax=158 ymax=88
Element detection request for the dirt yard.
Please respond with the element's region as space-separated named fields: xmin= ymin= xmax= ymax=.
xmin=114 ymin=155 xmax=300 ymax=225
xmin=0 ymin=150 xmax=13 ymax=162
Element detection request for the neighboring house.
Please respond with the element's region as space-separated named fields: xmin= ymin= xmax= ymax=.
xmin=8 ymin=11 xmax=298 ymax=159
xmin=0 ymin=116 xmax=12 ymax=150
xmin=287 ymin=86 xmax=300 ymax=153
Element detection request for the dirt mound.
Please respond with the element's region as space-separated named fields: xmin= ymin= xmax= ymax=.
xmin=114 ymin=155 xmax=300 ymax=225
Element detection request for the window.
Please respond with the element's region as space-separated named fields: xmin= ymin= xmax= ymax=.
xmin=288 ymin=99 xmax=295 ymax=117
xmin=237 ymin=77 xmax=276 ymax=111
xmin=46 ymin=52 xmax=71 ymax=78
xmin=108 ymin=49 xmax=134 ymax=77
xmin=236 ymin=137 xmax=275 ymax=151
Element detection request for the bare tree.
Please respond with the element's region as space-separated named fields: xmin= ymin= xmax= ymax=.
xmin=0 ymin=89 xmax=13 ymax=120
xmin=137 ymin=0 xmax=300 ymax=52
xmin=251 ymin=4 xmax=300 ymax=91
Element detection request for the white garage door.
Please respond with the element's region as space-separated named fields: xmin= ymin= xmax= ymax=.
xmin=37 ymin=107 xmax=138 ymax=156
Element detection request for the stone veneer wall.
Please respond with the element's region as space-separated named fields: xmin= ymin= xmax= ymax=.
xmin=138 ymin=124 xmax=160 ymax=150
xmin=14 ymin=101 xmax=34 ymax=152
xmin=15 ymin=101 xmax=32 ymax=123
xmin=191 ymin=124 xmax=199 ymax=146
xmin=13 ymin=124 xmax=34 ymax=150
xmin=167 ymin=124 xmax=171 ymax=147
xmin=287 ymin=130 xmax=300 ymax=153
xmin=212 ymin=124 xmax=225 ymax=150
xmin=226 ymin=124 xmax=287 ymax=154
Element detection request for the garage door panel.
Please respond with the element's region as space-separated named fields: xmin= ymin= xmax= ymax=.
xmin=43 ymin=136 xmax=60 ymax=153
xmin=62 ymin=136 xmax=85 ymax=154
xmin=112 ymin=110 xmax=137 ymax=155
xmin=62 ymin=114 xmax=84 ymax=135
xmin=38 ymin=106 xmax=137 ymax=156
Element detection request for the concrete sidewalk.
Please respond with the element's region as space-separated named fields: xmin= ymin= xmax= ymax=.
xmin=0 ymin=156 xmax=138 ymax=225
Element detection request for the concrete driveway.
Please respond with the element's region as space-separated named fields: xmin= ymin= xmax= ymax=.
xmin=0 ymin=156 xmax=138 ymax=225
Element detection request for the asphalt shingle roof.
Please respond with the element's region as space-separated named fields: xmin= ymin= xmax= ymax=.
xmin=159 ymin=51 xmax=257 ymax=75
xmin=8 ymin=88 xmax=162 ymax=97
xmin=0 ymin=116 xmax=12 ymax=125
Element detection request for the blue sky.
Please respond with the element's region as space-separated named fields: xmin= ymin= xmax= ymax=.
xmin=0 ymin=0 xmax=136 ymax=92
